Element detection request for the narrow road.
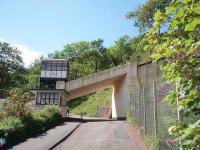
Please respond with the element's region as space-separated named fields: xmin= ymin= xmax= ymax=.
xmin=54 ymin=120 xmax=147 ymax=150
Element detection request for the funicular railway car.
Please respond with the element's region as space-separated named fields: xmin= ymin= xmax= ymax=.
xmin=32 ymin=59 xmax=69 ymax=106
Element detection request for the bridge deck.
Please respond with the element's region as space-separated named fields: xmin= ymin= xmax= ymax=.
xmin=65 ymin=64 xmax=127 ymax=91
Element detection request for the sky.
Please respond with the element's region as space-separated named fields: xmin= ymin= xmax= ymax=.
xmin=0 ymin=0 xmax=146 ymax=66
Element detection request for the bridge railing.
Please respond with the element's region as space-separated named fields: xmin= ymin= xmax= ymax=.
xmin=66 ymin=64 xmax=127 ymax=90
xmin=130 ymin=79 xmax=178 ymax=150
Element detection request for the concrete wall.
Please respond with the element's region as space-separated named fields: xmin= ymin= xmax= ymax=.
xmin=137 ymin=62 xmax=162 ymax=88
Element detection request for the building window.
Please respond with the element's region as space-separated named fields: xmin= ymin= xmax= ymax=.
xmin=47 ymin=62 xmax=52 ymax=71
xmin=62 ymin=62 xmax=67 ymax=71
xmin=41 ymin=61 xmax=47 ymax=70
xmin=51 ymin=62 xmax=57 ymax=71
xmin=40 ymin=60 xmax=68 ymax=79
xmin=36 ymin=92 xmax=59 ymax=105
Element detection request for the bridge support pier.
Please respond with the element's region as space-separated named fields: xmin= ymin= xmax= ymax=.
xmin=60 ymin=96 xmax=67 ymax=118
xmin=112 ymin=62 xmax=140 ymax=119
xmin=112 ymin=77 xmax=128 ymax=120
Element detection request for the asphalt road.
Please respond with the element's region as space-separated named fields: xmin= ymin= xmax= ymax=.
xmin=54 ymin=120 xmax=147 ymax=150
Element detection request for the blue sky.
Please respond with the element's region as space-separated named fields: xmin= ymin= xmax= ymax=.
xmin=0 ymin=0 xmax=146 ymax=66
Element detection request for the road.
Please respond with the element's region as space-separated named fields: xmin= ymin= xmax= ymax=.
xmin=54 ymin=120 xmax=147 ymax=150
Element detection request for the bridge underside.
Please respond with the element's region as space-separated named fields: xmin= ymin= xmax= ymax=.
xmin=63 ymin=75 xmax=127 ymax=119
xmin=59 ymin=63 xmax=140 ymax=119
xmin=65 ymin=74 xmax=126 ymax=100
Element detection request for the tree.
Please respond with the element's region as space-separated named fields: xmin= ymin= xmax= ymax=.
xmin=143 ymin=0 xmax=200 ymax=148
xmin=107 ymin=35 xmax=147 ymax=66
xmin=108 ymin=36 xmax=132 ymax=65
xmin=0 ymin=42 xmax=26 ymax=89
xmin=3 ymin=88 xmax=32 ymax=118
xmin=49 ymin=39 xmax=111 ymax=80
xmin=26 ymin=56 xmax=44 ymax=88
xmin=126 ymin=0 xmax=171 ymax=33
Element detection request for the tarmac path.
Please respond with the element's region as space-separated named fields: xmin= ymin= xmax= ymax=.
xmin=54 ymin=120 xmax=147 ymax=150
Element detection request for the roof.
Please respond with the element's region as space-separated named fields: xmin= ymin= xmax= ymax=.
xmin=42 ymin=59 xmax=68 ymax=62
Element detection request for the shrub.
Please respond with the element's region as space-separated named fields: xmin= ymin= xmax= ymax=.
xmin=3 ymin=88 xmax=32 ymax=118
xmin=0 ymin=117 xmax=26 ymax=145
xmin=0 ymin=106 xmax=62 ymax=147
xmin=32 ymin=106 xmax=62 ymax=131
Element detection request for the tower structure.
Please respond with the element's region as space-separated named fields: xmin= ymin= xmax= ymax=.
xmin=32 ymin=59 xmax=69 ymax=106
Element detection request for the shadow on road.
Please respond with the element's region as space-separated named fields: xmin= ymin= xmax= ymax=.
xmin=63 ymin=116 xmax=125 ymax=123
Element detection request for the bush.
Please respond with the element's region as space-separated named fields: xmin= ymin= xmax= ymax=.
xmin=0 ymin=106 xmax=62 ymax=147
xmin=3 ymin=88 xmax=32 ymax=118
xmin=32 ymin=106 xmax=62 ymax=132
xmin=0 ymin=117 xmax=27 ymax=145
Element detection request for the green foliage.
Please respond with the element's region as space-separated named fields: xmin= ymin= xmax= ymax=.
xmin=0 ymin=106 xmax=62 ymax=146
xmin=32 ymin=106 xmax=62 ymax=131
xmin=126 ymin=108 xmax=137 ymax=125
xmin=107 ymin=35 xmax=146 ymax=65
xmin=49 ymin=39 xmax=111 ymax=80
xmin=126 ymin=108 xmax=159 ymax=150
xmin=142 ymin=133 xmax=159 ymax=150
xmin=0 ymin=117 xmax=26 ymax=145
xmin=126 ymin=0 xmax=171 ymax=32
xmin=48 ymin=37 xmax=147 ymax=81
xmin=0 ymin=42 xmax=27 ymax=89
xmin=68 ymin=89 xmax=112 ymax=117
xmin=26 ymin=56 xmax=44 ymax=88
xmin=3 ymin=88 xmax=32 ymax=118
xmin=142 ymin=0 xmax=200 ymax=149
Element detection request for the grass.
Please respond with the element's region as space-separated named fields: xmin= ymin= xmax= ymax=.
xmin=68 ymin=88 xmax=112 ymax=117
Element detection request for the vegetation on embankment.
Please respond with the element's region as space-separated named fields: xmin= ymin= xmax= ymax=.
xmin=68 ymin=88 xmax=112 ymax=117
xmin=0 ymin=106 xmax=62 ymax=147
xmin=0 ymin=89 xmax=63 ymax=148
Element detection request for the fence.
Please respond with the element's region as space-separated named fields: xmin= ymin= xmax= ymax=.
xmin=130 ymin=80 xmax=179 ymax=150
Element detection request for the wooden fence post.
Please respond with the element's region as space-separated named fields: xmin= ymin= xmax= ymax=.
xmin=153 ymin=80 xmax=158 ymax=149
xmin=143 ymin=87 xmax=146 ymax=134
xmin=138 ymin=90 xmax=141 ymax=127
xmin=134 ymin=93 xmax=136 ymax=118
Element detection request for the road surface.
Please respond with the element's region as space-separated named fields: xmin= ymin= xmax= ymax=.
xmin=54 ymin=120 xmax=147 ymax=150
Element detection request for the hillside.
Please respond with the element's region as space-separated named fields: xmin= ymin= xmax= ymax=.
xmin=68 ymin=88 xmax=112 ymax=117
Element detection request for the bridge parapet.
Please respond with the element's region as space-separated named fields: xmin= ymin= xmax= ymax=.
xmin=65 ymin=64 xmax=128 ymax=91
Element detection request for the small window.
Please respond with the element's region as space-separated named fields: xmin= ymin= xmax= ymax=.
xmin=54 ymin=93 xmax=59 ymax=104
xmin=41 ymin=93 xmax=45 ymax=98
xmin=50 ymin=93 xmax=55 ymax=104
xmin=41 ymin=62 xmax=47 ymax=70
xmin=46 ymin=62 xmax=52 ymax=71
xmin=36 ymin=92 xmax=59 ymax=105
xmin=51 ymin=61 xmax=57 ymax=71
xmin=56 ymin=61 xmax=62 ymax=71
xmin=62 ymin=62 xmax=67 ymax=71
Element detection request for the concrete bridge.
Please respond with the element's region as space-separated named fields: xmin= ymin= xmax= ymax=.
xmin=59 ymin=62 xmax=161 ymax=119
